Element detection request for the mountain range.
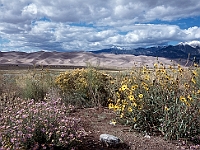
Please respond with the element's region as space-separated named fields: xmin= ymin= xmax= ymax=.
xmin=0 ymin=43 xmax=200 ymax=69
xmin=91 ymin=43 xmax=200 ymax=63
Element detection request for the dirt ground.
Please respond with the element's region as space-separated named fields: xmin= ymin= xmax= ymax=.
xmin=69 ymin=107 xmax=200 ymax=150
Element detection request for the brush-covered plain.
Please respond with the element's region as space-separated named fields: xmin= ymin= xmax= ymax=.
xmin=0 ymin=62 xmax=200 ymax=150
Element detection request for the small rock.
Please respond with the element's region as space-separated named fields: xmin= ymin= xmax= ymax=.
xmin=144 ymin=135 xmax=151 ymax=139
xmin=100 ymin=134 xmax=120 ymax=147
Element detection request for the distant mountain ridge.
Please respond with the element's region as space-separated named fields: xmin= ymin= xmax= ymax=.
xmin=91 ymin=43 xmax=200 ymax=62
xmin=1 ymin=43 xmax=200 ymax=69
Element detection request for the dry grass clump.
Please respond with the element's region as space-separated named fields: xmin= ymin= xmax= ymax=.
xmin=18 ymin=69 xmax=55 ymax=101
xmin=0 ymin=73 xmax=21 ymax=101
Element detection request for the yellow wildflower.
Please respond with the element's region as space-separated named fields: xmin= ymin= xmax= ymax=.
xmin=138 ymin=94 xmax=144 ymax=99
xmin=179 ymin=96 xmax=186 ymax=102
xmin=143 ymin=86 xmax=149 ymax=91
xmin=156 ymin=69 xmax=161 ymax=74
xmin=128 ymin=95 xmax=135 ymax=101
xmin=121 ymin=84 xmax=128 ymax=91
xmin=120 ymin=113 xmax=124 ymax=118
xmin=110 ymin=80 xmax=115 ymax=84
xmin=113 ymin=104 xmax=120 ymax=111
xmin=178 ymin=67 xmax=184 ymax=73
xmin=110 ymin=119 xmax=116 ymax=125
xmin=192 ymin=70 xmax=198 ymax=76
xmin=131 ymin=85 xmax=138 ymax=91
xmin=121 ymin=104 xmax=126 ymax=111
xmin=187 ymin=95 xmax=192 ymax=101
xmin=141 ymin=82 xmax=148 ymax=87
xmin=108 ymin=98 xmax=112 ymax=102
xmin=133 ymin=117 xmax=137 ymax=122
xmin=116 ymin=99 xmax=121 ymax=103
xmin=122 ymin=100 xmax=128 ymax=105
xmin=142 ymin=66 xmax=147 ymax=74
xmin=128 ymin=107 xmax=133 ymax=112
xmin=197 ymin=89 xmax=200 ymax=94
xmin=161 ymin=68 xmax=166 ymax=74
xmin=108 ymin=103 xmax=114 ymax=109
xmin=167 ymin=75 xmax=171 ymax=81
xmin=132 ymin=102 xmax=137 ymax=107
xmin=164 ymin=106 xmax=169 ymax=111
xmin=194 ymin=63 xmax=198 ymax=67
xmin=184 ymin=83 xmax=190 ymax=89
xmin=191 ymin=77 xmax=196 ymax=84
xmin=138 ymin=105 xmax=143 ymax=110
xmin=63 ymin=79 xmax=68 ymax=83
xmin=169 ymin=65 xmax=173 ymax=69
xmin=154 ymin=63 xmax=158 ymax=68
xmin=144 ymin=74 xmax=150 ymax=81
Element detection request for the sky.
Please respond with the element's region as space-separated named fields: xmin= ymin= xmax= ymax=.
xmin=0 ymin=0 xmax=200 ymax=52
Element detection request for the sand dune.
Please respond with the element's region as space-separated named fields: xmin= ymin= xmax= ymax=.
xmin=0 ymin=51 xmax=184 ymax=69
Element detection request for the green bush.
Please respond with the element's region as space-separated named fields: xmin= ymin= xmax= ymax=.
xmin=109 ymin=63 xmax=200 ymax=143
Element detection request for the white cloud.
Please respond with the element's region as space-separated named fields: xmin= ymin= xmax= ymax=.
xmin=1 ymin=20 xmax=200 ymax=51
xmin=0 ymin=0 xmax=200 ymax=51
xmin=1 ymin=0 xmax=200 ymax=24
xmin=183 ymin=26 xmax=200 ymax=39
xmin=22 ymin=3 xmax=37 ymax=15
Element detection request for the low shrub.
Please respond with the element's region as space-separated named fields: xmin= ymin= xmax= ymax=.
xmin=0 ymin=98 xmax=87 ymax=149
xmin=55 ymin=67 xmax=112 ymax=107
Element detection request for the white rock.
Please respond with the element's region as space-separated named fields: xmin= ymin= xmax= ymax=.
xmin=99 ymin=134 xmax=120 ymax=147
xmin=144 ymin=135 xmax=151 ymax=138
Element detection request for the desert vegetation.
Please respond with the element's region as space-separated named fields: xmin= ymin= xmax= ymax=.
xmin=0 ymin=61 xmax=200 ymax=149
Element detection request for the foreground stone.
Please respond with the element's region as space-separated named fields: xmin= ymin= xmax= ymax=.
xmin=99 ymin=134 xmax=121 ymax=147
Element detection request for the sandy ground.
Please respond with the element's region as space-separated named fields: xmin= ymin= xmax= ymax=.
xmin=71 ymin=107 xmax=198 ymax=150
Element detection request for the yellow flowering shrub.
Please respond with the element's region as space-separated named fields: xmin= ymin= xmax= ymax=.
xmin=109 ymin=63 xmax=200 ymax=142
xmin=55 ymin=68 xmax=112 ymax=107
